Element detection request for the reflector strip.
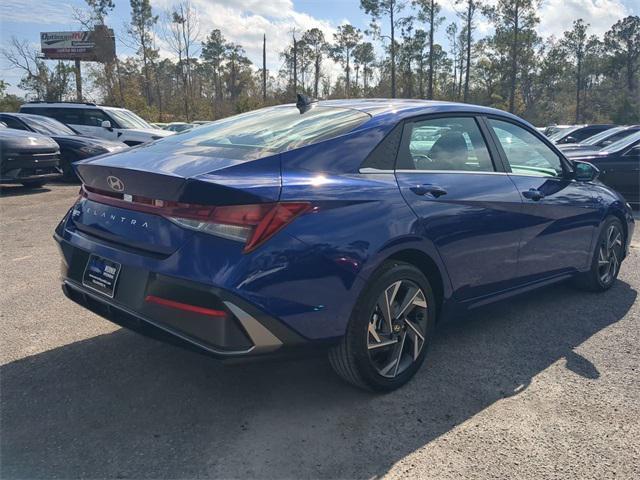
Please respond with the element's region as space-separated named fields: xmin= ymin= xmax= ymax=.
xmin=145 ymin=295 xmax=227 ymax=317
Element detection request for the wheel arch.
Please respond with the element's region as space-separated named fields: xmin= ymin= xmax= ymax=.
xmin=385 ymin=248 xmax=447 ymax=321
xmin=604 ymin=205 xmax=630 ymax=255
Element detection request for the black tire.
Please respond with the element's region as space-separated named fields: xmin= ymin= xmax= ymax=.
xmin=328 ymin=260 xmax=436 ymax=391
xmin=60 ymin=158 xmax=78 ymax=182
xmin=20 ymin=180 xmax=47 ymax=188
xmin=573 ymin=216 xmax=625 ymax=292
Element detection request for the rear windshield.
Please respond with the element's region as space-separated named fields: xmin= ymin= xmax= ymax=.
xmin=163 ymin=105 xmax=370 ymax=158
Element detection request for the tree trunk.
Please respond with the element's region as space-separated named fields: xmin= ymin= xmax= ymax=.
xmin=575 ymin=56 xmax=582 ymax=123
xmin=263 ymin=34 xmax=267 ymax=102
xmin=314 ymin=54 xmax=320 ymax=98
xmin=346 ymin=51 xmax=350 ymax=98
xmin=390 ymin=4 xmax=396 ymax=98
xmin=293 ymin=34 xmax=297 ymax=94
xmin=508 ymin=2 xmax=520 ymax=113
xmin=428 ymin=3 xmax=434 ymax=99
xmin=463 ymin=0 xmax=472 ymax=102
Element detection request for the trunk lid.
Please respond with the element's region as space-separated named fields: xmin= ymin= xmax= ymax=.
xmin=71 ymin=143 xmax=281 ymax=254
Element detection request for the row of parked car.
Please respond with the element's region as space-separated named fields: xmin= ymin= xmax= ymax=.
xmin=0 ymin=102 xmax=176 ymax=188
xmin=540 ymin=123 xmax=640 ymax=205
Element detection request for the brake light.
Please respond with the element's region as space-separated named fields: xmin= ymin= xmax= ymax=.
xmin=81 ymin=185 xmax=310 ymax=253
xmin=168 ymin=202 xmax=310 ymax=253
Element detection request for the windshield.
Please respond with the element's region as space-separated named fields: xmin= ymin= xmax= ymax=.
xmin=601 ymin=131 xmax=640 ymax=152
xmin=582 ymin=127 xmax=623 ymax=146
xmin=23 ymin=114 xmax=76 ymax=136
xmin=165 ymin=105 xmax=370 ymax=158
xmin=107 ymin=108 xmax=153 ymax=129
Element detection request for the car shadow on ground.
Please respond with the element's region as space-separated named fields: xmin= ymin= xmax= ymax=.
xmin=1 ymin=280 xmax=636 ymax=479
xmin=0 ymin=185 xmax=51 ymax=197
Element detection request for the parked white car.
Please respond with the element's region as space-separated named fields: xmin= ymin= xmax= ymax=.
xmin=19 ymin=102 xmax=174 ymax=146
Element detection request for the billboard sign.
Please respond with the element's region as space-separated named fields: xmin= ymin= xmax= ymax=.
xmin=40 ymin=27 xmax=115 ymax=62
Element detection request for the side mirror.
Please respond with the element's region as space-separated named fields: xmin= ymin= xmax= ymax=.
xmin=573 ymin=161 xmax=599 ymax=182
xmin=600 ymin=140 xmax=613 ymax=147
xmin=564 ymin=136 xmax=577 ymax=144
xmin=101 ymin=120 xmax=112 ymax=129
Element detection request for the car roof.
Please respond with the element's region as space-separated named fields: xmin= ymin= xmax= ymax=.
xmin=290 ymin=99 xmax=531 ymax=128
xmin=1 ymin=112 xmax=58 ymax=121
xmin=21 ymin=102 xmax=125 ymax=111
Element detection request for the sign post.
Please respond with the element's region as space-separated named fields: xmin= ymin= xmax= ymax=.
xmin=74 ymin=59 xmax=82 ymax=102
xmin=40 ymin=26 xmax=116 ymax=102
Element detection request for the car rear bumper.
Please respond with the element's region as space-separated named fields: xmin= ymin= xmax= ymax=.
xmin=56 ymin=233 xmax=307 ymax=359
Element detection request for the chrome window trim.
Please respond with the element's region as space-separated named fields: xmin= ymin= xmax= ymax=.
xmin=359 ymin=168 xmax=561 ymax=179
xmin=396 ymin=169 xmax=507 ymax=175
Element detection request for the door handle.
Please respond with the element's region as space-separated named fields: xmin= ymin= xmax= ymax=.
xmin=522 ymin=188 xmax=545 ymax=201
xmin=410 ymin=184 xmax=448 ymax=198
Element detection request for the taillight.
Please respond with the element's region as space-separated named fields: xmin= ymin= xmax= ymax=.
xmin=80 ymin=185 xmax=310 ymax=253
xmin=168 ymin=202 xmax=310 ymax=252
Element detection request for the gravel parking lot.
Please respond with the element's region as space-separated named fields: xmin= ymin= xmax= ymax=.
xmin=1 ymin=183 xmax=639 ymax=479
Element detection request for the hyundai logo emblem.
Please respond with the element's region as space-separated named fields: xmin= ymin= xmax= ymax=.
xmin=107 ymin=176 xmax=125 ymax=192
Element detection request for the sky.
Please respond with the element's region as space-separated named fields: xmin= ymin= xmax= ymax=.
xmin=0 ymin=0 xmax=638 ymax=98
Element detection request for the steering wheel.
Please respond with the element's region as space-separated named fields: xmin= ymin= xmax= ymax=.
xmin=412 ymin=154 xmax=433 ymax=169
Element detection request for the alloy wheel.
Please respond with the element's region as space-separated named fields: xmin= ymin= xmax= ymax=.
xmin=367 ymin=279 xmax=428 ymax=378
xmin=598 ymin=224 xmax=623 ymax=285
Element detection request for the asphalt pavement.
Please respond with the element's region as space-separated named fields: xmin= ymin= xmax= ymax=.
xmin=1 ymin=183 xmax=639 ymax=479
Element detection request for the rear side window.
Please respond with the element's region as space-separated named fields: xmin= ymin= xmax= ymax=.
xmin=361 ymin=123 xmax=403 ymax=170
xmin=56 ymin=109 xmax=85 ymax=125
xmin=396 ymin=116 xmax=494 ymax=172
xmin=166 ymin=105 xmax=370 ymax=158
xmin=489 ymin=118 xmax=564 ymax=177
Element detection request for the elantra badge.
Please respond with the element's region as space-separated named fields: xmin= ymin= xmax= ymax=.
xmin=107 ymin=176 xmax=125 ymax=192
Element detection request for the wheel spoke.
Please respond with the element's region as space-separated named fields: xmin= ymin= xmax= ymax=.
xmin=378 ymin=281 xmax=400 ymax=333
xmin=607 ymin=226 xmax=615 ymax=250
xmin=396 ymin=288 xmax=427 ymax=319
xmin=392 ymin=331 xmax=407 ymax=377
xmin=368 ymin=322 xmax=381 ymax=343
xmin=368 ymin=337 xmax=399 ymax=350
xmin=612 ymin=232 xmax=622 ymax=248
xmin=405 ymin=318 xmax=425 ymax=341
xmin=379 ymin=355 xmax=399 ymax=376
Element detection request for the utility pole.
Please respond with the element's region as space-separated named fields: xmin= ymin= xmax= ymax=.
xmin=262 ymin=34 xmax=267 ymax=102
xmin=74 ymin=59 xmax=82 ymax=102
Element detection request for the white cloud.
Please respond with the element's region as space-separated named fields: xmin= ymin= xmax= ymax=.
xmin=0 ymin=0 xmax=75 ymax=26
xmin=537 ymin=0 xmax=630 ymax=38
xmin=150 ymin=0 xmax=341 ymax=80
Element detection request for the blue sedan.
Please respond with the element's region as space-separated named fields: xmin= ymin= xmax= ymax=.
xmin=54 ymin=99 xmax=635 ymax=391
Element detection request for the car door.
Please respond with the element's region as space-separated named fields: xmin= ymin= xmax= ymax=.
xmin=486 ymin=117 xmax=602 ymax=283
xmin=395 ymin=115 xmax=524 ymax=302
xmin=45 ymin=108 xmax=102 ymax=139
xmin=597 ymin=141 xmax=640 ymax=204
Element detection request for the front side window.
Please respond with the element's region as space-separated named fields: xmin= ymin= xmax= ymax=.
xmin=397 ymin=116 xmax=494 ymax=172
xmin=0 ymin=116 xmax=27 ymax=130
xmin=84 ymin=109 xmax=112 ymax=127
xmin=489 ymin=119 xmax=564 ymax=177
